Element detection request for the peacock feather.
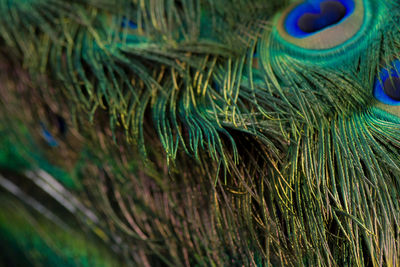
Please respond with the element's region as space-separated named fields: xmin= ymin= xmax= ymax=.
xmin=0 ymin=0 xmax=399 ymax=265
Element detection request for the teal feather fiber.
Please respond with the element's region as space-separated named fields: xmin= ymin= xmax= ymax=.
xmin=0 ymin=0 xmax=400 ymax=266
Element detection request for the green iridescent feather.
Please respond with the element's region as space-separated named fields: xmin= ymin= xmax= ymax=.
xmin=0 ymin=0 xmax=400 ymax=266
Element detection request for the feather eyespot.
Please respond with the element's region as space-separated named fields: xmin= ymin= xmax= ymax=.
xmin=285 ymin=0 xmax=354 ymax=37
xmin=40 ymin=122 xmax=59 ymax=147
xmin=275 ymin=0 xmax=364 ymax=50
xmin=374 ymin=60 xmax=400 ymax=106
xmin=121 ymin=17 xmax=138 ymax=29
xmin=39 ymin=114 xmax=67 ymax=147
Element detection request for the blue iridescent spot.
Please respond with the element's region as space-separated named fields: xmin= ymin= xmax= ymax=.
xmin=121 ymin=17 xmax=138 ymax=29
xmin=284 ymin=0 xmax=355 ymax=38
xmin=40 ymin=122 xmax=59 ymax=147
xmin=374 ymin=60 xmax=400 ymax=106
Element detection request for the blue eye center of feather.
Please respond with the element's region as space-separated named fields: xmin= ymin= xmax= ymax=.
xmin=39 ymin=114 xmax=67 ymax=147
xmin=374 ymin=60 xmax=400 ymax=105
xmin=285 ymin=0 xmax=355 ymax=38
xmin=297 ymin=1 xmax=346 ymax=33
xmin=121 ymin=17 xmax=138 ymax=29
xmin=383 ymin=78 xmax=400 ymax=101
